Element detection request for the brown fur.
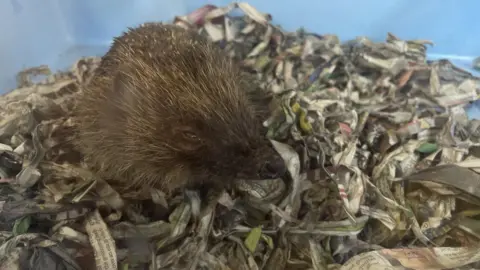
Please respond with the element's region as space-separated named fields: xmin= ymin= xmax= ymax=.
xmin=73 ymin=23 xmax=285 ymax=195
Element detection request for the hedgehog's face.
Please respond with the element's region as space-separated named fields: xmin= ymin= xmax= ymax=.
xmin=171 ymin=107 xmax=286 ymax=182
xmin=198 ymin=137 xmax=287 ymax=181
xmin=175 ymin=126 xmax=286 ymax=181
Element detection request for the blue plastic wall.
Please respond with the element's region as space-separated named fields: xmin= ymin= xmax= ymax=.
xmin=2 ymin=0 xmax=480 ymax=112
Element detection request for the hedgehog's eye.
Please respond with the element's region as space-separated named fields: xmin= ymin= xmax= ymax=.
xmin=173 ymin=126 xmax=199 ymax=141
xmin=172 ymin=126 xmax=203 ymax=152
xmin=178 ymin=131 xmax=202 ymax=152
xmin=184 ymin=131 xmax=199 ymax=141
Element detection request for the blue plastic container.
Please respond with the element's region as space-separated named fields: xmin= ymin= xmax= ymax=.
xmin=2 ymin=0 xmax=480 ymax=116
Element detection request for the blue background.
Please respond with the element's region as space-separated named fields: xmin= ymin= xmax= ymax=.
xmin=1 ymin=0 xmax=480 ymax=116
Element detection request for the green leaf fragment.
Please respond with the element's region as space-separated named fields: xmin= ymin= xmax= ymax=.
xmin=291 ymin=102 xmax=313 ymax=134
xmin=262 ymin=234 xmax=274 ymax=249
xmin=244 ymin=226 xmax=262 ymax=253
xmin=13 ymin=215 xmax=31 ymax=236
xmin=254 ymin=55 xmax=271 ymax=71
xmin=416 ymin=143 xmax=437 ymax=154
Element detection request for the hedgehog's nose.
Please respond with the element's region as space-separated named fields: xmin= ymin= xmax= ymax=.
xmin=259 ymin=157 xmax=287 ymax=179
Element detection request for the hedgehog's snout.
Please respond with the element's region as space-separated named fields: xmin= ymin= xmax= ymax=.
xmin=258 ymin=154 xmax=287 ymax=179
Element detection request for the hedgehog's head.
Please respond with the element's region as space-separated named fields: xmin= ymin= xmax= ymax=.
xmin=171 ymin=106 xmax=287 ymax=185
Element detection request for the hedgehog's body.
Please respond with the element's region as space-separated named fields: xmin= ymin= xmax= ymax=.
xmin=73 ymin=23 xmax=285 ymax=195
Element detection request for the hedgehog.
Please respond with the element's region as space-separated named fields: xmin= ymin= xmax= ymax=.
xmin=73 ymin=23 xmax=286 ymax=197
